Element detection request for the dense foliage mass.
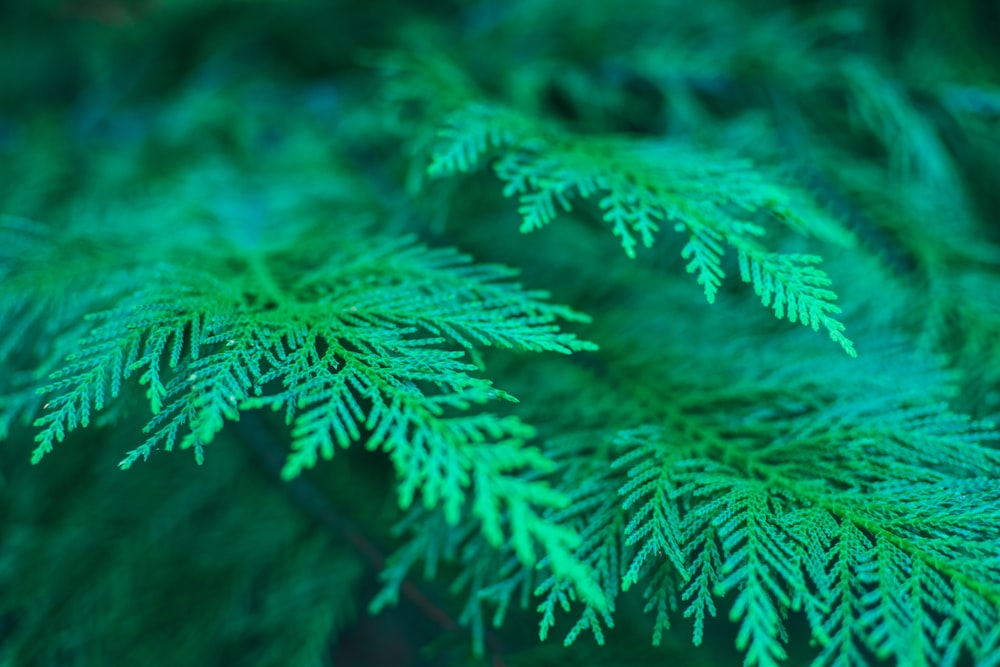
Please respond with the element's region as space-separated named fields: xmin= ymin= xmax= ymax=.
xmin=2 ymin=1 xmax=1000 ymax=666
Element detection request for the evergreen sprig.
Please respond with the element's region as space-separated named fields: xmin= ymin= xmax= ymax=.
xmin=413 ymin=91 xmax=857 ymax=355
xmin=7 ymin=218 xmax=605 ymax=611
xmin=513 ymin=353 xmax=1000 ymax=667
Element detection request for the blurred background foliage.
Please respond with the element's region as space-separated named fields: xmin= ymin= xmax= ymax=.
xmin=1 ymin=0 xmax=999 ymax=666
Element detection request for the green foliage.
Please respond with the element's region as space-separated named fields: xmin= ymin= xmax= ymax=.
xmin=4 ymin=212 xmax=605 ymax=610
xmin=3 ymin=1 xmax=1000 ymax=666
xmin=392 ymin=77 xmax=858 ymax=355
xmin=409 ymin=342 xmax=1000 ymax=666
